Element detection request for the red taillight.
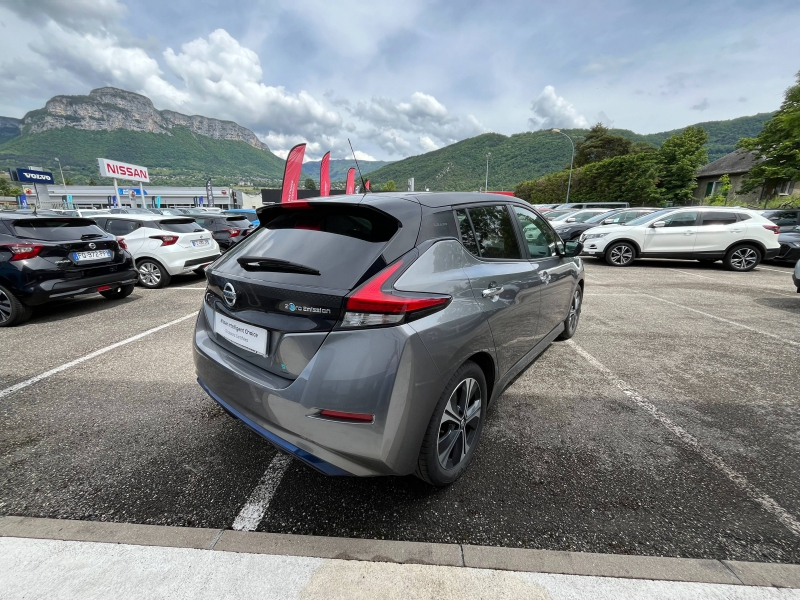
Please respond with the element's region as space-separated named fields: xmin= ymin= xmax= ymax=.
xmin=341 ymin=258 xmax=451 ymax=328
xmin=117 ymin=237 xmax=128 ymax=250
xmin=223 ymin=228 xmax=241 ymax=237
xmin=6 ymin=244 xmax=43 ymax=260
xmin=762 ymin=224 xmax=780 ymax=235
xmin=318 ymin=409 xmax=374 ymax=423
xmin=97 ymin=285 xmax=111 ymax=292
xmin=150 ymin=235 xmax=178 ymax=246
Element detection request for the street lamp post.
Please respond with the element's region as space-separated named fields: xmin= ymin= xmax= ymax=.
xmin=485 ymin=152 xmax=491 ymax=192
xmin=54 ymin=158 xmax=67 ymax=205
xmin=552 ymin=129 xmax=575 ymax=203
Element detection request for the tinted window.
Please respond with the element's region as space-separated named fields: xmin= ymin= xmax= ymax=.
xmin=514 ymin=207 xmax=556 ymax=258
xmin=467 ymin=205 xmax=522 ymax=259
xmin=701 ymin=211 xmax=738 ymax=226
xmin=105 ymin=219 xmax=140 ymax=236
xmin=763 ymin=210 xmax=799 ymax=226
xmin=586 ymin=211 xmax=619 ymax=224
xmin=456 ymin=209 xmax=480 ymax=256
xmin=564 ymin=210 xmax=606 ymax=223
xmin=605 ymin=210 xmax=645 ymax=224
xmin=10 ymin=219 xmax=107 ymax=241
xmin=260 ymin=205 xmax=398 ymax=243
xmin=419 ymin=209 xmax=458 ymax=242
xmin=159 ymin=219 xmax=204 ymax=233
xmin=225 ymin=216 xmax=252 ymax=227
xmin=625 ymin=209 xmax=674 ymax=226
xmin=661 ymin=211 xmax=698 ymax=227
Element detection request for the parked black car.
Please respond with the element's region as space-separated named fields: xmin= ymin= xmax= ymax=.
xmin=192 ymin=214 xmax=255 ymax=251
xmin=775 ymin=226 xmax=800 ymax=264
xmin=551 ymin=207 xmax=659 ymax=241
xmin=0 ymin=215 xmax=138 ymax=326
xmin=761 ymin=209 xmax=800 ymax=233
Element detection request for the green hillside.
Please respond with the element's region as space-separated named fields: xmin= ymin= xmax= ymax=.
xmin=301 ymin=159 xmax=393 ymax=182
xmin=0 ymin=126 xmax=286 ymax=187
xmin=364 ymin=113 xmax=774 ymax=192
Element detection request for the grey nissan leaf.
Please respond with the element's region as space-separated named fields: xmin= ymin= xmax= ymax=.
xmin=194 ymin=192 xmax=584 ymax=486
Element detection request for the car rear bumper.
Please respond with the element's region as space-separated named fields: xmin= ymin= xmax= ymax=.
xmin=763 ymin=247 xmax=780 ymax=260
xmin=22 ymin=269 xmax=139 ymax=305
xmin=193 ymin=309 xmax=444 ymax=477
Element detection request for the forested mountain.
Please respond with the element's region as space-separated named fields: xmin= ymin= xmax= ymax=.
xmin=363 ymin=113 xmax=774 ymax=192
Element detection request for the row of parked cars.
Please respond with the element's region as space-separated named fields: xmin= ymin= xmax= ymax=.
xmin=0 ymin=207 xmax=257 ymax=326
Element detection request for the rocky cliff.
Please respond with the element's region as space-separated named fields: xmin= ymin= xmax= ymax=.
xmin=21 ymin=87 xmax=270 ymax=152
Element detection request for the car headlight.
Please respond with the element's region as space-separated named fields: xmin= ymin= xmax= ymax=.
xmin=583 ymin=233 xmax=608 ymax=240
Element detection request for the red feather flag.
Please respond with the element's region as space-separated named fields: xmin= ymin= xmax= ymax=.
xmin=365 ymin=179 xmax=371 ymax=191
xmin=345 ymin=168 xmax=356 ymax=194
xmin=281 ymin=143 xmax=306 ymax=203
xmin=319 ymin=152 xmax=331 ymax=197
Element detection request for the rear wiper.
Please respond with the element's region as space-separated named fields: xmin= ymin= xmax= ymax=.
xmin=237 ymin=256 xmax=320 ymax=276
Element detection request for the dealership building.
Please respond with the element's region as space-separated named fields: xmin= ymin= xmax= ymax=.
xmin=20 ymin=185 xmax=241 ymax=210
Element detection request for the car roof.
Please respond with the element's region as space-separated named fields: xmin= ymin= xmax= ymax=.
xmin=101 ymin=214 xmax=194 ymax=221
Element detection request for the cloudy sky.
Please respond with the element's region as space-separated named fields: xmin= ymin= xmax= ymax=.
xmin=0 ymin=0 xmax=798 ymax=160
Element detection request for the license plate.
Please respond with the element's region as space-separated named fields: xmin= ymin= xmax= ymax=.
xmin=214 ymin=312 xmax=269 ymax=355
xmin=192 ymin=239 xmax=210 ymax=248
xmin=71 ymin=250 xmax=112 ymax=262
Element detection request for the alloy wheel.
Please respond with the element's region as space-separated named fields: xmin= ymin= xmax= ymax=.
xmin=609 ymin=244 xmax=633 ymax=265
xmin=730 ymin=247 xmax=758 ymax=270
xmin=568 ymin=288 xmax=582 ymax=332
xmin=438 ymin=377 xmax=482 ymax=470
xmin=0 ymin=290 xmax=11 ymax=323
xmin=139 ymin=262 xmax=162 ymax=287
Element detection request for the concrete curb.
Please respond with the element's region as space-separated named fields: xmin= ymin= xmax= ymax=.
xmin=2 ymin=516 xmax=798 ymax=588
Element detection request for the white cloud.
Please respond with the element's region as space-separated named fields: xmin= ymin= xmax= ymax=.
xmin=419 ymin=136 xmax=440 ymax=152
xmin=528 ymin=86 xmax=589 ymax=130
xmin=354 ymin=150 xmax=377 ymax=161
xmin=691 ymin=98 xmax=710 ymax=111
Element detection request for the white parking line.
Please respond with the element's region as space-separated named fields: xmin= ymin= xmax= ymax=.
xmin=232 ymin=454 xmax=293 ymax=531
xmin=673 ymin=269 xmax=712 ymax=279
xmin=0 ymin=313 xmax=197 ymax=400
xmin=637 ymin=293 xmax=800 ymax=348
xmin=567 ymin=340 xmax=800 ymax=538
xmin=756 ymin=266 xmax=793 ymax=274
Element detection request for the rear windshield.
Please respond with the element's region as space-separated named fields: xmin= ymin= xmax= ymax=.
xmin=11 ymin=219 xmax=107 ymax=241
xmin=259 ymin=205 xmax=398 ymax=242
xmin=225 ymin=216 xmax=252 ymax=226
xmin=159 ymin=219 xmax=204 ymax=233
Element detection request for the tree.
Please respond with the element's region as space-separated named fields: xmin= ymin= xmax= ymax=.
xmin=708 ymin=173 xmax=732 ymax=205
xmin=574 ymin=123 xmax=633 ymax=167
xmin=656 ymin=126 xmax=708 ymax=205
xmin=88 ymin=177 xmax=98 ymax=186
xmin=738 ymin=70 xmax=800 ymax=196
xmin=304 ymin=177 xmax=316 ymax=190
xmin=382 ymin=180 xmax=396 ymax=191
xmin=64 ymin=176 xmax=73 ymax=185
xmin=0 ymin=177 xmax=22 ymax=197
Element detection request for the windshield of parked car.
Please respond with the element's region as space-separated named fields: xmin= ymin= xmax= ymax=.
xmin=11 ymin=218 xmax=107 ymax=240
xmin=624 ymin=209 xmax=674 ymax=226
xmin=551 ymin=210 xmax=602 ymax=223
xmin=158 ymin=219 xmax=204 ymax=233
xmin=544 ymin=209 xmax=577 ymax=220
xmin=586 ymin=210 xmax=618 ymax=224
xmin=124 ymin=208 xmax=152 ymax=214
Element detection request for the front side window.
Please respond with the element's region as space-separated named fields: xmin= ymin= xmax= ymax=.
xmin=466 ymin=205 xmax=522 ymax=259
xmin=701 ymin=212 xmax=738 ymax=226
xmin=661 ymin=211 xmax=698 ymax=227
xmin=514 ymin=207 xmax=556 ymax=258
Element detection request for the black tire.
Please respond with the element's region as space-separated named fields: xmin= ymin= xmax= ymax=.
xmin=557 ymin=285 xmax=582 ymax=340
xmin=136 ymin=259 xmax=171 ymax=289
xmin=100 ymin=284 xmax=135 ymax=300
xmin=723 ymin=244 xmax=761 ymax=272
xmin=416 ymin=361 xmax=487 ymax=487
xmin=604 ymin=242 xmax=636 ymax=267
xmin=0 ymin=284 xmax=33 ymax=327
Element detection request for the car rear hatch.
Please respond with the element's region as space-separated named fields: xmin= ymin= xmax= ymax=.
xmin=8 ymin=218 xmax=125 ymax=277
xmin=156 ymin=218 xmax=215 ymax=251
xmin=203 ymin=198 xmax=421 ymax=379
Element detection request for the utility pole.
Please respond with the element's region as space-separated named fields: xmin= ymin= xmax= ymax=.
xmin=552 ymin=129 xmax=575 ymax=203
xmin=485 ymin=153 xmax=491 ymax=192
xmin=54 ymin=158 xmax=67 ymax=206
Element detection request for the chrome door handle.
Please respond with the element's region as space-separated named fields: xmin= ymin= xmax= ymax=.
xmin=730 ymin=229 xmax=744 ymax=233
xmin=482 ymin=286 xmax=504 ymax=298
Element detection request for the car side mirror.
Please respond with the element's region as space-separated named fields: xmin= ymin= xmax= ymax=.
xmin=602 ymin=218 xmax=614 ymax=224
xmin=565 ymin=217 xmax=576 ymax=223
xmin=563 ymin=240 xmax=583 ymax=257
xmin=651 ymin=221 xmax=666 ymax=228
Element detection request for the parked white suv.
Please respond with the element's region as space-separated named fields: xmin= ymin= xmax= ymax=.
xmin=579 ymin=207 xmax=781 ymax=271
xmin=93 ymin=215 xmax=221 ymax=288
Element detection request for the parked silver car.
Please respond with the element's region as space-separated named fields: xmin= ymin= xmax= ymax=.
xmin=194 ymin=193 xmax=585 ymax=485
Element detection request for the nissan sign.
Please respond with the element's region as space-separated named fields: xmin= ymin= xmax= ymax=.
xmin=16 ymin=168 xmax=55 ymax=184
xmin=97 ymin=158 xmax=150 ymax=182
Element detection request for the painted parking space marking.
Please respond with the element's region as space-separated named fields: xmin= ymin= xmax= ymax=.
xmin=231 ymin=454 xmax=293 ymax=531
xmin=567 ymin=340 xmax=800 ymax=538
xmin=755 ymin=266 xmax=794 ymax=274
xmin=636 ymin=293 xmax=800 ymax=347
xmin=672 ymin=269 xmax=713 ymax=279
xmin=0 ymin=313 xmax=197 ymax=400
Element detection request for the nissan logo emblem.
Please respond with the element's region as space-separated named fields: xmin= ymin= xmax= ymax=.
xmin=223 ymin=282 xmax=237 ymax=307
xmin=88 ymin=243 xmax=96 ymax=249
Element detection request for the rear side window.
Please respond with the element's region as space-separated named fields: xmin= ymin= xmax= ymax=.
xmin=10 ymin=219 xmax=106 ymax=241
xmin=260 ymin=205 xmax=397 ymax=243
xmin=105 ymin=219 xmax=140 ymax=236
xmin=701 ymin=212 xmax=738 ymax=226
xmin=460 ymin=205 xmax=522 ymax=260
xmin=159 ymin=219 xmax=204 ymax=233
xmin=225 ymin=216 xmax=252 ymax=227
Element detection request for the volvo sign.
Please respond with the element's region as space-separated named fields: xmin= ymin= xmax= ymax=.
xmin=15 ymin=168 xmax=55 ymax=184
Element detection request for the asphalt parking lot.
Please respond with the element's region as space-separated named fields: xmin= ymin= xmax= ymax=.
xmin=1 ymin=259 xmax=799 ymax=564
